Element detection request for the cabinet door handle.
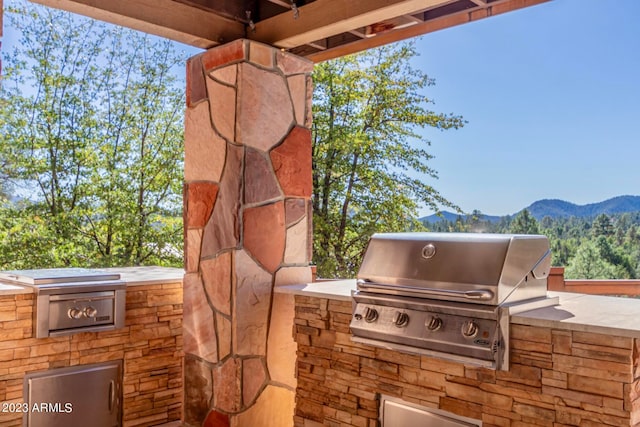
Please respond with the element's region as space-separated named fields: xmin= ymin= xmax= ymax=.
xmin=108 ymin=380 xmax=115 ymax=412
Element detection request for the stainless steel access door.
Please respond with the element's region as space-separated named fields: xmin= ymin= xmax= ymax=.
xmin=381 ymin=395 xmax=481 ymax=427
xmin=23 ymin=360 xmax=122 ymax=427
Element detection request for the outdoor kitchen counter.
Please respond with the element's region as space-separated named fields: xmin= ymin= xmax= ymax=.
xmin=276 ymin=279 xmax=356 ymax=301
xmin=99 ymin=266 xmax=184 ymax=286
xmin=511 ymin=290 xmax=640 ymax=339
xmin=0 ymin=266 xmax=184 ymax=295
xmin=275 ymin=280 xmax=640 ymax=339
xmin=0 ymin=266 xmax=184 ymax=427
xmin=0 ymin=282 xmax=33 ymax=295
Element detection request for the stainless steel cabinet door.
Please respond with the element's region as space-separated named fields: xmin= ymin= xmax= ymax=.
xmin=382 ymin=397 xmax=480 ymax=427
xmin=24 ymin=360 xmax=122 ymax=427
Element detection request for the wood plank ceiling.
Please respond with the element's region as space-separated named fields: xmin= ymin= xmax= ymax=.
xmin=29 ymin=0 xmax=550 ymax=62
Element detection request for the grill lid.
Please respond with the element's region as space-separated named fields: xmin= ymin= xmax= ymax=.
xmin=357 ymin=232 xmax=551 ymax=305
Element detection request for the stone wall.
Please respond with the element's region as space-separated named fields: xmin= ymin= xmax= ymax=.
xmin=293 ymin=295 xmax=640 ymax=427
xmin=0 ymin=282 xmax=182 ymax=427
xmin=183 ymin=39 xmax=313 ymax=426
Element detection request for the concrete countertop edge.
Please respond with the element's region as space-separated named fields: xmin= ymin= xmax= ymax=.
xmin=509 ymin=314 xmax=640 ymax=338
xmin=0 ymin=266 xmax=184 ymax=295
xmin=0 ymin=284 xmax=34 ymax=295
xmin=99 ymin=266 xmax=184 ymax=286
xmin=511 ymin=291 xmax=640 ymax=339
xmin=275 ymin=279 xmax=356 ymax=302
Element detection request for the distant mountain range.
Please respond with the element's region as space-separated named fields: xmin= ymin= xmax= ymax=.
xmin=421 ymin=211 xmax=502 ymax=223
xmin=421 ymin=195 xmax=640 ymax=223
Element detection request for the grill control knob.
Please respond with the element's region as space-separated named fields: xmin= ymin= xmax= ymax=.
xmin=393 ymin=312 xmax=410 ymax=328
xmin=426 ymin=316 xmax=442 ymax=331
xmin=68 ymin=307 xmax=83 ymax=319
xmin=84 ymin=306 xmax=98 ymax=318
xmin=364 ymin=307 xmax=379 ymax=323
xmin=461 ymin=320 xmax=479 ymax=338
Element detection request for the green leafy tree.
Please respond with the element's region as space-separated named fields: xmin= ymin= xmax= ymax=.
xmin=565 ymin=235 xmax=636 ymax=280
xmin=565 ymin=239 xmax=618 ymax=279
xmin=453 ymin=215 xmax=467 ymax=232
xmin=0 ymin=1 xmax=185 ymax=268
xmin=592 ymin=213 xmax=614 ymax=237
xmin=508 ymin=209 xmax=540 ymax=234
xmin=540 ymin=215 xmax=554 ymax=229
xmin=627 ymin=225 xmax=639 ymax=244
xmin=594 ymin=235 xmax=635 ymax=278
xmin=312 ymin=41 xmax=464 ymax=277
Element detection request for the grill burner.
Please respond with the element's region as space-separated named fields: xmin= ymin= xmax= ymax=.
xmin=0 ymin=268 xmax=126 ymax=338
xmin=350 ymin=233 xmax=558 ymax=370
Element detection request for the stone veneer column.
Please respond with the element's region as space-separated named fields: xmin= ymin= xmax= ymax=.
xmin=182 ymin=39 xmax=314 ymax=427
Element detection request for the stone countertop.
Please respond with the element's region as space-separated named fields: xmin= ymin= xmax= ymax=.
xmin=275 ymin=279 xmax=356 ymax=301
xmin=275 ymin=280 xmax=640 ymax=338
xmin=511 ymin=291 xmax=640 ymax=338
xmin=99 ymin=266 xmax=184 ymax=286
xmin=0 ymin=283 xmax=33 ymax=296
xmin=0 ymin=266 xmax=184 ymax=295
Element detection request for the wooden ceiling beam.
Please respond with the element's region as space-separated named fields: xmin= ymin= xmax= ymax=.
xmin=348 ymin=29 xmax=367 ymax=39
xmin=406 ymin=13 xmax=427 ymax=23
xmin=29 ymin=0 xmax=245 ymax=49
xmin=308 ymin=40 xmax=328 ymax=50
xmin=265 ymin=0 xmax=293 ymax=8
xmin=28 ymin=0 xmax=552 ymax=61
xmin=250 ymin=0 xmax=452 ymax=48
xmin=304 ymin=0 xmax=551 ymax=62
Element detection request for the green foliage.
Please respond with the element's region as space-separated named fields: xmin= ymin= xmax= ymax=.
xmin=564 ymin=239 xmax=618 ymax=279
xmin=508 ymin=209 xmax=540 ymax=234
xmin=0 ymin=1 xmax=185 ymax=268
xmin=312 ymin=41 xmax=465 ymax=278
xmin=592 ymin=213 xmax=614 ymax=237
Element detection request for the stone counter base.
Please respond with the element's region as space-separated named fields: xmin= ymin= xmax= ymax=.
xmin=292 ymin=295 xmax=640 ymax=427
xmin=0 ymin=283 xmax=182 ymax=427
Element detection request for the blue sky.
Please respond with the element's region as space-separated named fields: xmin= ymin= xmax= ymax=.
xmin=413 ymin=0 xmax=640 ymax=216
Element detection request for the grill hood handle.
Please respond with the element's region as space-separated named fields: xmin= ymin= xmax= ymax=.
xmin=357 ymin=280 xmax=494 ymax=301
xmin=531 ymin=249 xmax=552 ymax=279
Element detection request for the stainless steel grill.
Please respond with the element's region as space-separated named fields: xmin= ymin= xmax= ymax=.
xmin=350 ymin=232 xmax=558 ymax=370
xmin=0 ymin=268 xmax=126 ymax=338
